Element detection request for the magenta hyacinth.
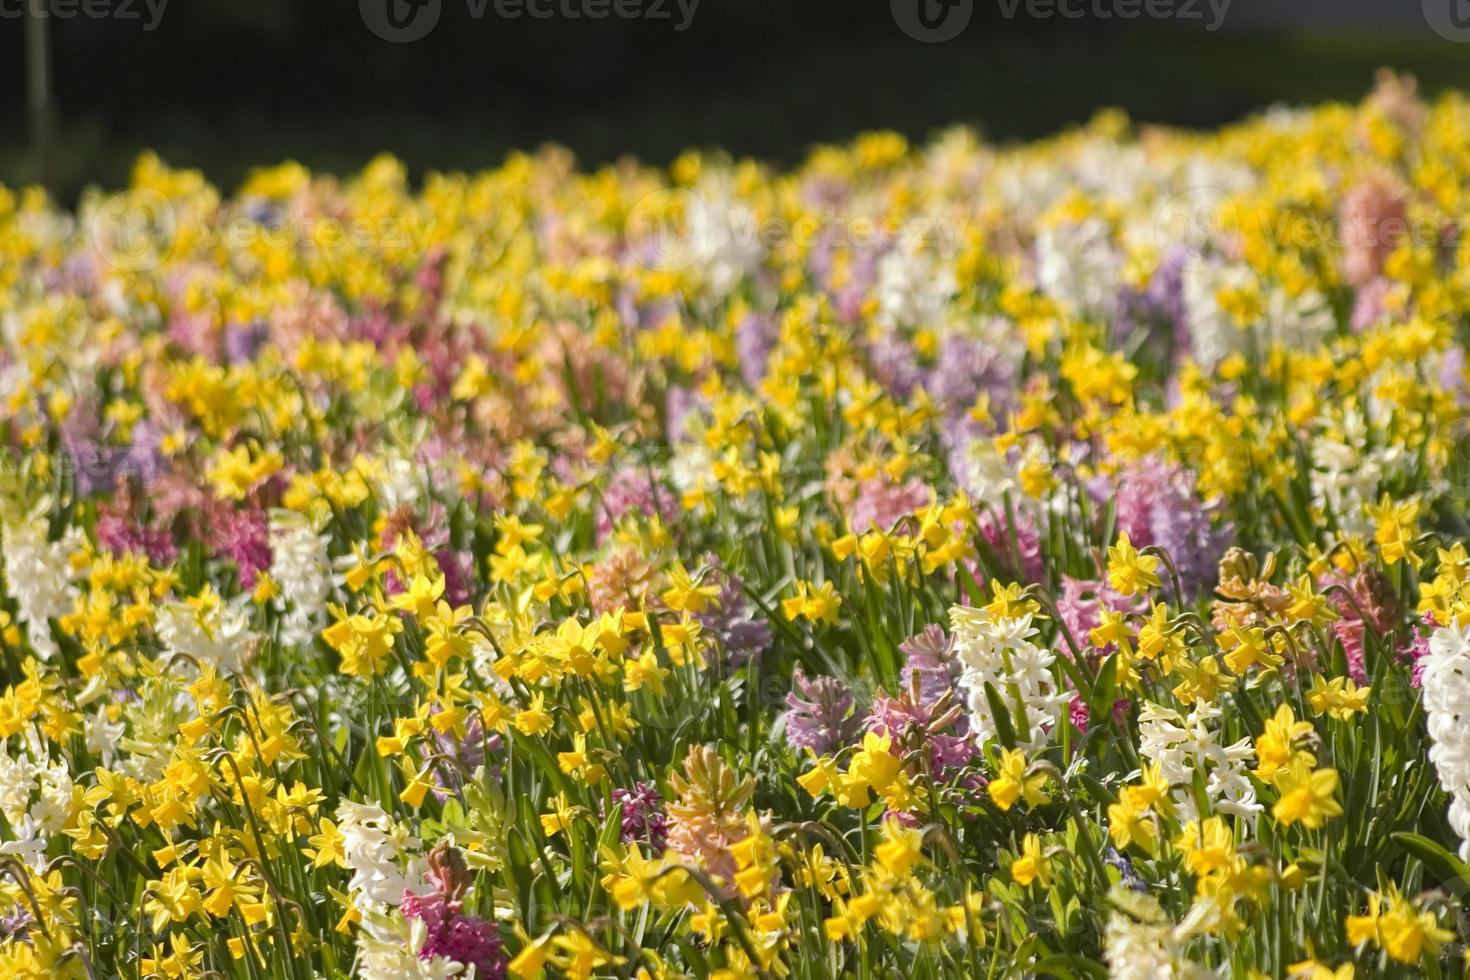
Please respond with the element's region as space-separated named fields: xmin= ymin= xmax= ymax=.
xmin=608 ymin=782 xmax=669 ymax=853
xmin=400 ymin=892 xmax=507 ymax=980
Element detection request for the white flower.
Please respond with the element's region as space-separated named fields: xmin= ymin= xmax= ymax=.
xmin=375 ymin=453 xmax=424 ymax=510
xmin=1182 ymin=258 xmax=1332 ymax=370
xmin=156 ymin=593 xmax=256 ymax=674
xmin=0 ymin=815 xmax=47 ymax=871
xmin=876 ymin=243 xmax=957 ymax=330
xmin=357 ymin=910 xmax=466 ymax=980
xmin=270 ymin=509 xmax=336 ymax=648
xmin=337 ymin=801 xmax=427 ymax=914
xmin=1035 ymin=217 xmax=1123 ymax=320
xmin=0 ymin=744 xmax=72 ymax=870
xmin=84 ymin=707 xmax=126 ymax=767
xmin=1 ymin=512 xmax=80 ymax=660
xmin=1421 ymin=620 xmax=1470 ymax=860
xmin=685 ymin=186 xmax=763 ymax=300
xmin=1137 ymin=701 xmax=1259 ymax=824
xmin=1104 ymin=895 xmax=1219 ymax=980
xmin=0 ymin=749 xmax=37 ymax=826
xmin=951 ymin=607 xmax=1069 ymax=753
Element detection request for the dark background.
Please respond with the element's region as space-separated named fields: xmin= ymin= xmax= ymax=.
xmin=3 ymin=0 xmax=1469 ymax=201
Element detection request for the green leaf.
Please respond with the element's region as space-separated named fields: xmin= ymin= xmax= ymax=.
xmin=1392 ymin=833 xmax=1470 ymax=893
xmin=1090 ymin=653 xmax=1119 ymax=716
xmin=983 ymin=681 xmax=1018 ymax=750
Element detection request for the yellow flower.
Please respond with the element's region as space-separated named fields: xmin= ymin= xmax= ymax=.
xmin=1175 ymin=817 xmax=1234 ymax=876
xmin=1220 ymin=624 xmax=1283 ymax=675
xmin=1367 ymin=495 xmax=1422 ymax=570
xmin=1378 ymin=891 xmax=1453 ymax=964
xmin=781 ymin=580 xmax=842 ymax=625
xmin=1107 ymin=793 xmax=1158 ymax=855
xmin=508 ymin=938 xmax=548 ymax=979
xmin=987 ymin=748 xmax=1047 ymax=812
xmin=1134 ymin=603 xmax=1182 ymax=666
xmin=1287 ymin=961 xmax=1354 ymax=980
xmin=623 ymin=649 xmax=669 ymax=696
xmin=1106 ymin=532 xmax=1161 ymax=597
xmin=547 ymin=929 xmax=625 ymax=980
xmin=1253 ymin=702 xmax=1314 ymax=783
xmin=1009 ymin=833 xmax=1052 ymax=888
xmin=845 ymin=732 xmax=902 ymax=805
xmin=874 ymin=817 xmax=924 ymax=877
xmin=1347 ymin=884 xmax=1453 ymax=965
xmin=514 ymin=693 xmax=555 ymax=737
xmin=1271 ymin=758 xmax=1342 ymax=828
xmin=661 ymin=564 xmax=721 ymax=614
xmin=304 ymin=817 xmax=346 ymax=868
xmin=1306 ymin=675 xmax=1370 ymax=720
xmin=540 ymin=792 xmax=577 ymax=838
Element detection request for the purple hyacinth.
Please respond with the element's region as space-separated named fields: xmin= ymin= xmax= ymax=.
xmin=608 ymin=782 xmax=669 ymax=853
xmin=921 ymin=332 xmax=1016 ymax=418
xmin=223 ymin=320 xmax=268 ymax=364
xmin=1055 ymin=576 xmax=1146 ymax=660
xmin=868 ymin=630 xmax=976 ymax=775
xmin=96 ymin=507 xmax=177 ymax=565
xmin=898 ymin=624 xmax=959 ymax=711
xmin=424 ymin=710 xmax=499 ymax=798
xmin=976 ymin=506 xmax=1044 ymax=585
xmin=1114 ymin=244 xmax=1188 ymax=356
xmin=735 ymin=312 xmax=777 ymax=388
xmin=124 ymin=420 xmax=167 ymax=486
xmin=693 ymin=559 xmax=770 ymax=667
xmin=868 ymin=335 xmax=924 ymax=400
xmin=783 ymin=669 xmax=860 ymax=755
xmin=1107 ymin=455 xmax=1229 ymax=598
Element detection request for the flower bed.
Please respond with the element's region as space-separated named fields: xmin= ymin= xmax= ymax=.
xmin=0 ymin=71 xmax=1466 ymax=977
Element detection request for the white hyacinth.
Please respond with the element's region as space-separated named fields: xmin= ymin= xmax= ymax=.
xmin=337 ymin=800 xmax=427 ymax=915
xmin=1 ymin=512 xmax=80 ymax=660
xmin=1419 ymin=620 xmax=1470 ymax=861
xmin=0 ymin=740 xmax=73 ymax=871
xmin=1137 ymin=700 xmax=1260 ymax=824
xmin=1182 ymin=257 xmax=1332 ymax=371
xmin=269 ymin=509 xmax=336 ymax=648
xmin=1104 ymin=894 xmax=1218 ymax=980
xmin=156 ymin=593 xmax=257 ymax=674
xmin=356 ymin=914 xmax=466 ymax=980
xmin=1035 ymin=217 xmax=1123 ymax=320
xmin=950 ymin=606 xmax=1069 ymax=753
xmin=876 ymin=242 xmax=957 ymax=330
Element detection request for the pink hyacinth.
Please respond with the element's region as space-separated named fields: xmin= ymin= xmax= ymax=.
xmin=595 ymin=468 xmax=679 ymax=543
xmin=213 ymin=505 xmax=271 ymax=588
xmin=848 ymin=475 xmax=931 ymax=535
xmin=1338 ymin=171 xmax=1408 ymax=288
